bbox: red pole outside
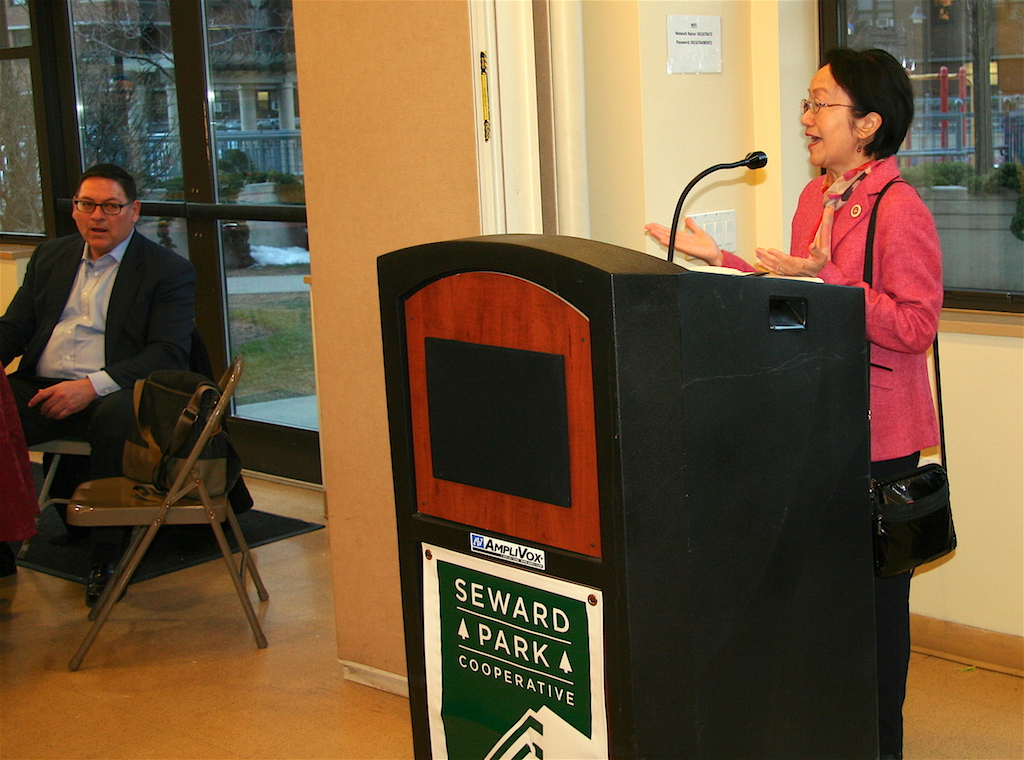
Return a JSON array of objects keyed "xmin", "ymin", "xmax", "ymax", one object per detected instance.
[
  {"xmin": 958, "ymin": 66, "xmax": 968, "ymax": 160},
  {"xmin": 905, "ymin": 64, "xmax": 913, "ymax": 153},
  {"xmin": 940, "ymin": 66, "xmax": 949, "ymax": 156}
]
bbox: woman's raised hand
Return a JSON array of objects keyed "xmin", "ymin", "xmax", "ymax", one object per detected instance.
[{"xmin": 645, "ymin": 217, "xmax": 723, "ymax": 267}]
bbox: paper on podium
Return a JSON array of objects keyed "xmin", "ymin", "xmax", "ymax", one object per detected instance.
[{"xmin": 678, "ymin": 260, "xmax": 823, "ymax": 282}]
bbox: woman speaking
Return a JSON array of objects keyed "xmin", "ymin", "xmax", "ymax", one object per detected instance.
[{"xmin": 647, "ymin": 48, "xmax": 943, "ymax": 760}]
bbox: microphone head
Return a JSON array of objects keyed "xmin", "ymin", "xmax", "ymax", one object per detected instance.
[{"xmin": 744, "ymin": 151, "xmax": 768, "ymax": 169}]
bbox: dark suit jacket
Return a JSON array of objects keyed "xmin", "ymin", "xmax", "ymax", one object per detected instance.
[{"xmin": 0, "ymin": 231, "xmax": 196, "ymax": 389}]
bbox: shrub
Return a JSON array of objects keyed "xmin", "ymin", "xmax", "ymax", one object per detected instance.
[
  {"xmin": 160, "ymin": 175, "xmax": 185, "ymax": 201},
  {"xmin": 902, "ymin": 162, "xmax": 1024, "ymax": 240},
  {"xmin": 966, "ymin": 165, "xmax": 1020, "ymax": 194},
  {"xmin": 220, "ymin": 149, "xmax": 253, "ymax": 175},
  {"xmin": 901, "ymin": 161, "xmax": 974, "ymax": 188}
]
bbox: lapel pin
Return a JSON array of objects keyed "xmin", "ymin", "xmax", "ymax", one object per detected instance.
[{"xmin": 850, "ymin": 204, "xmax": 863, "ymax": 218}]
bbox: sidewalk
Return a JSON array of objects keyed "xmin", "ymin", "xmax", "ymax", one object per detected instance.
[
  {"xmin": 225, "ymin": 274, "xmax": 310, "ymax": 295},
  {"xmin": 236, "ymin": 394, "xmax": 318, "ymax": 430}
]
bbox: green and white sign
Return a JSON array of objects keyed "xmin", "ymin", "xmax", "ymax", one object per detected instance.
[{"xmin": 422, "ymin": 544, "xmax": 607, "ymax": 759}]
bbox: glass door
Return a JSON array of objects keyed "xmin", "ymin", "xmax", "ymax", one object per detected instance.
[
  {"xmin": 205, "ymin": 2, "xmax": 315, "ymax": 432},
  {"xmin": 65, "ymin": 0, "xmax": 319, "ymax": 481}
]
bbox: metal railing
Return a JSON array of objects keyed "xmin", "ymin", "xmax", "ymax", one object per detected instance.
[
  {"xmin": 213, "ymin": 129, "xmax": 304, "ymax": 176},
  {"xmin": 143, "ymin": 130, "xmax": 304, "ymax": 182},
  {"xmin": 902, "ymin": 109, "xmax": 1023, "ymax": 165}
]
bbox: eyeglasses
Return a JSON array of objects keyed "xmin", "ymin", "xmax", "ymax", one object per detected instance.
[
  {"xmin": 73, "ymin": 199, "xmax": 132, "ymax": 215},
  {"xmin": 801, "ymin": 98, "xmax": 856, "ymax": 115}
]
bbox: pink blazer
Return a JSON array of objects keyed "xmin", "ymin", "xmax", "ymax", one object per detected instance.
[{"xmin": 724, "ymin": 157, "xmax": 943, "ymax": 461}]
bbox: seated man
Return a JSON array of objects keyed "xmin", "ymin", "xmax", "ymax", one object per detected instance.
[{"xmin": 0, "ymin": 163, "xmax": 196, "ymax": 605}]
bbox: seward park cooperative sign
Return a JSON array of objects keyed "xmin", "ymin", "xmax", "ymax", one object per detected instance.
[{"xmin": 422, "ymin": 544, "xmax": 608, "ymax": 759}]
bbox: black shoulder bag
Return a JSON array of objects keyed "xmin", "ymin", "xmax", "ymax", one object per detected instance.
[
  {"xmin": 865, "ymin": 179, "xmax": 957, "ymax": 577},
  {"xmin": 122, "ymin": 369, "xmax": 242, "ymax": 500}
]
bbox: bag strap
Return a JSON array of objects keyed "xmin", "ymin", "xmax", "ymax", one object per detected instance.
[
  {"xmin": 932, "ymin": 337, "xmax": 947, "ymax": 467},
  {"xmin": 153, "ymin": 381, "xmax": 221, "ymax": 491},
  {"xmin": 165, "ymin": 382, "xmax": 220, "ymax": 458},
  {"xmin": 862, "ymin": 178, "xmax": 902, "ymax": 285},
  {"xmin": 133, "ymin": 379, "xmax": 163, "ymax": 467},
  {"xmin": 863, "ymin": 178, "xmax": 946, "ymax": 466}
]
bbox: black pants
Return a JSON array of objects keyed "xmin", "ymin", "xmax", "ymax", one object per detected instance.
[
  {"xmin": 9, "ymin": 375, "xmax": 134, "ymax": 563},
  {"xmin": 872, "ymin": 452, "xmax": 919, "ymax": 759}
]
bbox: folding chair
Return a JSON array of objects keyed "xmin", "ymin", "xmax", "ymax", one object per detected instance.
[
  {"xmin": 66, "ymin": 356, "xmax": 268, "ymax": 671},
  {"xmin": 29, "ymin": 437, "xmax": 92, "ymax": 511},
  {"xmin": 20, "ymin": 438, "xmax": 92, "ymax": 558}
]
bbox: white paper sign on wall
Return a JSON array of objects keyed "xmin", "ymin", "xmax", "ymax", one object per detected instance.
[{"xmin": 667, "ymin": 15, "xmax": 722, "ymax": 74}]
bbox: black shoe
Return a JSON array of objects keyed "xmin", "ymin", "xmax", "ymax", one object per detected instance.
[
  {"xmin": 49, "ymin": 526, "xmax": 90, "ymax": 547},
  {"xmin": 0, "ymin": 543, "xmax": 16, "ymax": 577},
  {"xmin": 85, "ymin": 562, "xmax": 123, "ymax": 607},
  {"xmin": 48, "ymin": 520, "xmax": 90, "ymax": 547}
]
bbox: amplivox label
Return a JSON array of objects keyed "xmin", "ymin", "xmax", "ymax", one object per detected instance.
[{"xmin": 470, "ymin": 533, "xmax": 546, "ymax": 570}]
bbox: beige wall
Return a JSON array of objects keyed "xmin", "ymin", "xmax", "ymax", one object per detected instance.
[
  {"xmin": 579, "ymin": 1, "xmax": 646, "ymax": 248},
  {"xmin": 635, "ymin": 0, "xmax": 765, "ymax": 256},
  {"xmin": 625, "ymin": 0, "xmax": 819, "ymax": 259},
  {"xmin": 582, "ymin": 0, "xmax": 819, "ymax": 257},
  {"xmin": 1, "ymin": 247, "xmax": 32, "ymax": 316},
  {"xmin": 913, "ymin": 327, "xmax": 1024, "ymax": 638},
  {"xmin": 294, "ymin": 0, "xmax": 480, "ymax": 679},
  {"xmin": 1, "ymin": 246, "xmax": 33, "ymax": 373}
]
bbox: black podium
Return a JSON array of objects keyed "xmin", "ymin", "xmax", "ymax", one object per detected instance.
[{"xmin": 378, "ymin": 235, "xmax": 877, "ymax": 760}]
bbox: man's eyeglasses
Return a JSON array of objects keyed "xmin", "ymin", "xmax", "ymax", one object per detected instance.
[
  {"xmin": 73, "ymin": 199, "xmax": 132, "ymax": 215},
  {"xmin": 801, "ymin": 98, "xmax": 856, "ymax": 115}
]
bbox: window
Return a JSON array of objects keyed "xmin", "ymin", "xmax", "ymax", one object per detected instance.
[
  {"xmin": 821, "ymin": 0, "xmax": 1024, "ymax": 312},
  {"xmin": 2, "ymin": 0, "xmax": 318, "ymax": 482}
]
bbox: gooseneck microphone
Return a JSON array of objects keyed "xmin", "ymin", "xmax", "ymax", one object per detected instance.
[{"xmin": 665, "ymin": 151, "xmax": 768, "ymax": 263}]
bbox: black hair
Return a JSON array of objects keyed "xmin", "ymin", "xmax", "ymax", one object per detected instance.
[
  {"xmin": 77, "ymin": 163, "xmax": 138, "ymax": 202},
  {"xmin": 823, "ymin": 47, "xmax": 914, "ymax": 159}
]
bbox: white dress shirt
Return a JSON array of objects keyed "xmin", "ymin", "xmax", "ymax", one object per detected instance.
[{"xmin": 36, "ymin": 232, "xmax": 135, "ymax": 396}]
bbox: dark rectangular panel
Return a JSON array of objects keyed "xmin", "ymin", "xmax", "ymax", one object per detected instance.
[{"xmin": 425, "ymin": 338, "xmax": 572, "ymax": 508}]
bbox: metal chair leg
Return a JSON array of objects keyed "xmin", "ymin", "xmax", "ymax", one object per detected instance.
[
  {"xmin": 70, "ymin": 520, "xmax": 164, "ymax": 671},
  {"xmin": 17, "ymin": 454, "xmax": 62, "ymax": 559},
  {"xmin": 36, "ymin": 453, "xmax": 62, "ymax": 511},
  {"xmin": 86, "ymin": 525, "xmax": 146, "ymax": 622},
  {"xmin": 206, "ymin": 510, "xmax": 268, "ymax": 648},
  {"xmin": 225, "ymin": 507, "xmax": 269, "ymax": 602},
  {"xmin": 70, "ymin": 518, "xmax": 166, "ymax": 671}
]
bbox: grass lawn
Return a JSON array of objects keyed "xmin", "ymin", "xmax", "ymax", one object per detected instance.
[{"xmin": 227, "ymin": 291, "xmax": 316, "ymax": 403}]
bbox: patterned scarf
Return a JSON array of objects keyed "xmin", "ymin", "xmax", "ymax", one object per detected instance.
[{"xmin": 812, "ymin": 159, "xmax": 880, "ymax": 256}]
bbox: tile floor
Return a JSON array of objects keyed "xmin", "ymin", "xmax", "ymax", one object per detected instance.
[{"xmin": 1, "ymin": 476, "xmax": 1021, "ymax": 759}]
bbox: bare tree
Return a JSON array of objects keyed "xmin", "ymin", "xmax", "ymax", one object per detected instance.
[
  {"xmin": 71, "ymin": 0, "xmax": 181, "ymax": 194},
  {"xmin": 0, "ymin": 59, "xmax": 44, "ymax": 234}
]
